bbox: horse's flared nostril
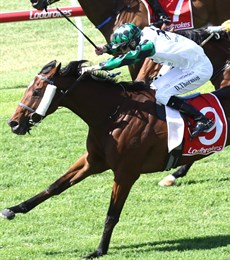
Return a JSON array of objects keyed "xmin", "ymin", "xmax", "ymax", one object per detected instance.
[{"xmin": 8, "ymin": 120, "xmax": 19, "ymax": 128}]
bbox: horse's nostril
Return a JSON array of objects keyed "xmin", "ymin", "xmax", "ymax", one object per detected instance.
[{"xmin": 8, "ymin": 120, "xmax": 18, "ymax": 128}]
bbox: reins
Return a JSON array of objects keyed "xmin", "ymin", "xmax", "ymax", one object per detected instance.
[{"xmin": 211, "ymin": 60, "xmax": 230, "ymax": 82}]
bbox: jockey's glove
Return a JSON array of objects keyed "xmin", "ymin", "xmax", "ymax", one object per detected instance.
[
  {"xmin": 153, "ymin": 15, "xmax": 171, "ymax": 27},
  {"xmin": 159, "ymin": 15, "xmax": 171, "ymax": 24}
]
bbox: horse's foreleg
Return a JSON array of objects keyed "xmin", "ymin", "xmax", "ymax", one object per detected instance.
[
  {"xmin": 158, "ymin": 163, "xmax": 193, "ymax": 187},
  {"xmin": 0, "ymin": 152, "xmax": 95, "ymax": 220},
  {"xmin": 85, "ymin": 175, "xmax": 139, "ymax": 258}
]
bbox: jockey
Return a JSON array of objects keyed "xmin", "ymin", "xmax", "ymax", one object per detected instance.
[{"xmin": 87, "ymin": 23, "xmax": 214, "ymax": 139}]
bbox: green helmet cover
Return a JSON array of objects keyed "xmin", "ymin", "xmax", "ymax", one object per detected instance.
[{"xmin": 111, "ymin": 23, "xmax": 142, "ymax": 49}]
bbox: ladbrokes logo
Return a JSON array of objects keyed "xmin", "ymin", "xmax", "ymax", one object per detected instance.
[
  {"xmin": 30, "ymin": 10, "xmax": 72, "ymax": 20},
  {"xmin": 187, "ymin": 145, "xmax": 223, "ymax": 155},
  {"xmin": 166, "ymin": 21, "xmax": 192, "ymax": 31}
]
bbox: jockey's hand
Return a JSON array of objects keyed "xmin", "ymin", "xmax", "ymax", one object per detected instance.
[
  {"xmin": 81, "ymin": 65, "xmax": 101, "ymax": 74},
  {"xmin": 95, "ymin": 45, "xmax": 107, "ymax": 56},
  {"xmin": 159, "ymin": 15, "xmax": 171, "ymax": 25},
  {"xmin": 153, "ymin": 14, "xmax": 171, "ymax": 28},
  {"xmin": 31, "ymin": 0, "xmax": 60, "ymax": 11}
]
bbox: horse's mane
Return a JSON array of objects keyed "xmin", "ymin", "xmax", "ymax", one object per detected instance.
[
  {"xmin": 59, "ymin": 60, "xmax": 150, "ymax": 91},
  {"xmin": 176, "ymin": 26, "xmax": 228, "ymax": 45},
  {"xmin": 59, "ymin": 60, "xmax": 87, "ymax": 77}
]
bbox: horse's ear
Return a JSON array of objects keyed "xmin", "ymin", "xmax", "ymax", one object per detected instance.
[
  {"xmin": 56, "ymin": 63, "xmax": 62, "ymax": 74},
  {"xmin": 78, "ymin": 60, "xmax": 90, "ymax": 69}
]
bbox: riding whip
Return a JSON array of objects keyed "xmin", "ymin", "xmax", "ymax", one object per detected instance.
[{"xmin": 56, "ymin": 8, "xmax": 99, "ymax": 50}]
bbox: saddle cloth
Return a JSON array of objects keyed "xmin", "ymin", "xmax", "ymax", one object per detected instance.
[
  {"xmin": 159, "ymin": 0, "xmax": 194, "ymax": 30},
  {"xmin": 166, "ymin": 93, "xmax": 228, "ymax": 156},
  {"xmin": 142, "ymin": 0, "xmax": 194, "ymax": 30}
]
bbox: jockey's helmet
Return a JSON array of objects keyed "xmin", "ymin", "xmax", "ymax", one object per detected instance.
[{"xmin": 111, "ymin": 23, "xmax": 142, "ymax": 50}]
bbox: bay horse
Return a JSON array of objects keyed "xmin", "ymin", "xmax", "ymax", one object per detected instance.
[
  {"xmin": 30, "ymin": 0, "xmax": 230, "ymax": 184},
  {"xmin": 1, "ymin": 58, "xmax": 230, "ymax": 258},
  {"xmin": 30, "ymin": 0, "xmax": 229, "ymax": 82}
]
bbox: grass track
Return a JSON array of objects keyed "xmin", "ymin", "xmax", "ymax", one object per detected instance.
[{"xmin": 0, "ymin": 1, "xmax": 230, "ymax": 260}]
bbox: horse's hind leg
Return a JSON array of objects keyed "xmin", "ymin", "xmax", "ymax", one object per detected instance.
[
  {"xmin": 158, "ymin": 163, "xmax": 193, "ymax": 187},
  {"xmin": 0, "ymin": 152, "xmax": 105, "ymax": 220}
]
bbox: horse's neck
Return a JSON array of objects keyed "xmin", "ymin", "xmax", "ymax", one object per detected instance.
[
  {"xmin": 78, "ymin": 0, "xmax": 149, "ymax": 41},
  {"xmin": 62, "ymin": 79, "xmax": 123, "ymax": 127},
  {"xmin": 191, "ymin": 0, "xmax": 229, "ymax": 27},
  {"xmin": 204, "ymin": 38, "xmax": 229, "ymax": 89},
  {"xmin": 78, "ymin": 0, "xmax": 117, "ymax": 40}
]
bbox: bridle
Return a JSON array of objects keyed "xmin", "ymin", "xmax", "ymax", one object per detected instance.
[{"xmin": 19, "ymin": 74, "xmax": 56, "ymax": 125}]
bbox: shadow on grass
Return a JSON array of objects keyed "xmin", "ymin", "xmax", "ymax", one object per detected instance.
[
  {"xmin": 176, "ymin": 177, "xmax": 230, "ymax": 186},
  {"xmin": 43, "ymin": 235, "xmax": 230, "ymax": 257},
  {"xmin": 112, "ymin": 234, "xmax": 230, "ymax": 252},
  {"xmin": 0, "ymin": 85, "xmax": 26, "ymax": 90}
]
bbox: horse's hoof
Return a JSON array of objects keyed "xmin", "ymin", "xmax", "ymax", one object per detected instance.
[
  {"xmin": 83, "ymin": 250, "xmax": 104, "ymax": 259},
  {"xmin": 158, "ymin": 175, "xmax": 176, "ymax": 187},
  {"xmin": 0, "ymin": 209, "xmax": 16, "ymax": 220}
]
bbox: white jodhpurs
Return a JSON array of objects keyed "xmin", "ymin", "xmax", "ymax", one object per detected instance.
[{"xmin": 151, "ymin": 57, "xmax": 213, "ymax": 105}]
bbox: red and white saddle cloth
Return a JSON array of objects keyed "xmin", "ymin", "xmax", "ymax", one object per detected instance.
[
  {"xmin": 183, "ymin": 93, "xmax": 228, "ymax": 156},
  {"xmin": 166, "ymin": 93, "xmax": 228, "ymax": 156},
  {"xmin": 142, "ymin": 0, "xmax": 194, "ymax": 30}
]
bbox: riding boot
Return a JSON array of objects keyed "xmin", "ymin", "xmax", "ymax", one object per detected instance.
[{"xmin": 167, "ymin": 96, "xmax": 214, "ymax": 139}]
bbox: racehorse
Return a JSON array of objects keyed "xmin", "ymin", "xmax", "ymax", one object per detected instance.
[
  {"xmin": 30, "ymin": 0, "xmax": 230, "ymax": 82},
  {"xmin": 30, "ymin": 0, "xmax": 230, "ymax": 185},
  {"xmin": 1, "ymin": 56, "xmax": 230, "ymax": 257}
]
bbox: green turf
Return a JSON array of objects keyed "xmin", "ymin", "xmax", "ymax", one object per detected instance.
[{"xmin": 0, "ymin": 2, "xmax": 229, "ymax": 260}]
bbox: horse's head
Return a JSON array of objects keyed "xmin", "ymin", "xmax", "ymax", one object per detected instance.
[
  {"xmin": 8, "ymin": 59, "xmax": 88, "ymax": 135},
  {"xmin": 8, "ymin": 60, "xmax": 63, "ymax": 135}
]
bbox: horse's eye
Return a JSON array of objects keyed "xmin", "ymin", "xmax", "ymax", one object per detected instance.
[{"xmin": 33, "ymin": 89, "xmax": 41, "ymax": 97}]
